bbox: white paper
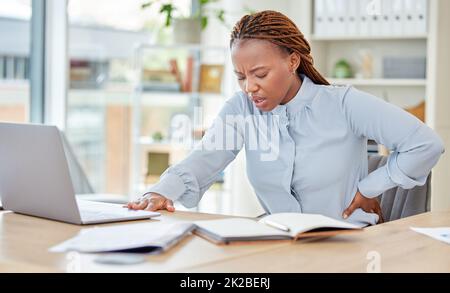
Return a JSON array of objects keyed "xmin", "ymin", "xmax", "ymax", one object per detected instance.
[
  {"xmin": 50, "ymin": 222, "xmax": 194, "ymax": 253},
  {"xmin": 410, "ymin": 227, "xmax": 450, "ymax": 245}
]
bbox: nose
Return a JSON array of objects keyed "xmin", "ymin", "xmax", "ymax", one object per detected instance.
[{"xmin": 244, "ymin": 77, "xmax": 258, "ymax": 94}]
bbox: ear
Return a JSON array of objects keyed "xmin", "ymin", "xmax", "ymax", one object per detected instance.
[{"xmin": 289, "ymin": 52, "xmax": 301, "ymax": 72}]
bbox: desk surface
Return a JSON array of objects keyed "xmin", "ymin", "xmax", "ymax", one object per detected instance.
[{"xmin": 1, "ymin": 210, "xmax": 449, "ymax": 273}]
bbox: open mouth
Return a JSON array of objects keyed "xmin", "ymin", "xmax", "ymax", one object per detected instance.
[{"xmin": 252, "ymin": 96, "xmax": 267, "ymax": 107}]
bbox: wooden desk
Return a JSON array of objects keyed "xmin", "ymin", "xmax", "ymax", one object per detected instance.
[
  {"xmin": 1, "ymin": 210, "xmax": 449, "ymax": 273},
  {"xmin": 0, "ymin": 210, "xmax": 285, "ymax": 273}
]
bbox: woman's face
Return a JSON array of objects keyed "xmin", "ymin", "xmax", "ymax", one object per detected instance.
[{"xmin": 231, "ymin": 39, "xmax": 300, "ymax": 112}]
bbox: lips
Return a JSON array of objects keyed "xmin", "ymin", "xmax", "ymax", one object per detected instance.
[{"xmin": 251, "ymin": 95, "xmax": 266, "ymax": 105}]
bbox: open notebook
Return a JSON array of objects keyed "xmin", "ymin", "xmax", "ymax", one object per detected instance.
[
  {"xmin": 194, "ymin": 213, "xmax": 363, "ymax": 244},
  {"xmin": 49, "ymin": 213, "xmax": 363, "ymax": 253}
]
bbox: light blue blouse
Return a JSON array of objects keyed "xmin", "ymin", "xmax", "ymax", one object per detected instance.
[{"xmin": 147, "ymin": 75, "xmax": 445, "ymax": 226}]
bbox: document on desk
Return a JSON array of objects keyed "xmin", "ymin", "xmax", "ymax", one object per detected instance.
[
  {"xmin": 49, "ymin": 222, "xmax": 195, "ymax": 253},
  {"xmin": 410, "ymin": 227, "xmax": 450, "ymax": 245},
  {"xmin": 194, "ymin": 213, "xmax": 362, "ymax": 244}
]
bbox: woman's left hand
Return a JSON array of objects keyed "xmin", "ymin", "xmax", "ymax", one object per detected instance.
[{"xmin": 343, "ymin": 190, "xmax": 384, "ymax": 224}]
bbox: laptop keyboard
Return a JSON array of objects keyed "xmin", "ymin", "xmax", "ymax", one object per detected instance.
[
  {"xmin": 77, "ymin": 199, "xmax": 157, "ymax": 222},
  {"xmin": 80, "ymin": 210, "xmax": 125, "ymax": 221}
]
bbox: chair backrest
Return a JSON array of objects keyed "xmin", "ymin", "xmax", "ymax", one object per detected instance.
[
  {"xmin": 368, "ymin": 154, "xmax": 431, "ymax": 222},
  {"xmin": 60, "ymin": 131, "xmax": 95, "ymax": 194}
]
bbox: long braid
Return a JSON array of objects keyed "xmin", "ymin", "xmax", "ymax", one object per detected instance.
[{"xmin": 230, "ymin": 10, "xmax": 329, "ymax": 86}]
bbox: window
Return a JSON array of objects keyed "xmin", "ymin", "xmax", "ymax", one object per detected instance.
[
  {"xmin": 0, "ymin": 0, "xmax": 31, "ymax": 123},
  {"xmin": 66, "ymin": 0, "xmax": 191, "ymax": 196}
]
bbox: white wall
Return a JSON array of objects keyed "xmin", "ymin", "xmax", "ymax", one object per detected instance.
[{"xmin": 427, "ymin": 0, "xmax": 450, "ymax": 211}]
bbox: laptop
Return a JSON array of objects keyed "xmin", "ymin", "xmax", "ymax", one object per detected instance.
[{"xmin": 0, "ymin": 122, "xmax": 160, "ymax": 225}]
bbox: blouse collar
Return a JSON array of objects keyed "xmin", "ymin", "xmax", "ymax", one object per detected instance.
[{"xmin": 271, "ymin": 75, "xmax": 316, "ymax": 118}]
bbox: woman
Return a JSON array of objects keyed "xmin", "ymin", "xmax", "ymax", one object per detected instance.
[{"xmin": 127, "ymin": 11, "xmax": 444, "ymax": 226}]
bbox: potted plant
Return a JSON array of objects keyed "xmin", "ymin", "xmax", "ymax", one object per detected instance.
[{"xmin": 141, "ymin": 0, "xmax": 226, "ymax": 44}]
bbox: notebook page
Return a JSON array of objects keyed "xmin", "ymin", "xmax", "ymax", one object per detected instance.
[
  {"xmin": 259, "ymin": 213, "xmax": 361, "ymax": 237},
  {"xmin": 194, "ymin": 218, "xmax": 290, "ymax": 239}
]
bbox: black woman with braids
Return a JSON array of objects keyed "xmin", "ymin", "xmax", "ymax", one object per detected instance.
[{"xmin": 128, "ymin": 11, "xmax": 444, "ymax": 226}]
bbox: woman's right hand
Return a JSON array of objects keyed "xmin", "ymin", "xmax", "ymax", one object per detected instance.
[{"xmin": 126, "ymin": 193, "xmax": 175, "ymax": 212}]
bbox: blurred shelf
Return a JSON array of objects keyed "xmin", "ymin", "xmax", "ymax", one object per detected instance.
[
  {"xmin": 328, "ymin": 78, "xmax": 427, "ymax": 87},
  {"xmin": 136, "ymin": 137, "xmax": 184, "ymax": 147},
  {"xmin": 135, "ymin": 43, "xmax": 227, "ymax": 52},
  {"xmin": 311, "ymin": 34, "xmax": 428, "ymax": 42},
  {"xmin": 135, "ymin": 90, "xmax": 224, "ymax": 98},
  {"xmin": 131, "ymin": 43, "xmax": 230, "ymax": 197}
]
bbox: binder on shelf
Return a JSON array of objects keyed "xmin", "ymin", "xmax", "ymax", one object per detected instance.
[
  {"xmin": 390, "ymin": 0, "xmax": 404, "ymax": 36},
  {"xmin": 335, "ymin": 0, "xmax": 347, "ymax": 36},
  {"xmin": 380, "ymin": 0, "xmax": 392, "ymax": 36},
  {"xmin": 404, "ymin": 0, "xmax": 416, "ymax": 35},
  {"xmin": 367, "ymin": 0, "xmax": 383, "ymax": 36},
  {"xmin": 346, "ymin": 0, "xmax": 360, "ymax": 36},
  {"xmin": 412, "ymin": 0, "xmax": 428, "ymax": 35},
  {"xmin": 325, "ymin": 0, "xmax": 338, "ymax": 36},
  {"xmin": 314, "ymin": 0, "xmax": 327, "ymax": 37},
  {"xmin": 358, "ymin": 0, "xmax": 371, "ymax": 36}
]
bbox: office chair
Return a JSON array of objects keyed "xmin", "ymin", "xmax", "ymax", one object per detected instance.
[{"xmin": 368, "ymin": 154, "xmax": 431, "ymax": 222}]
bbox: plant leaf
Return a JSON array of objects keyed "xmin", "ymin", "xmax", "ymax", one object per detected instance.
[
  {"xmin": 141, "ymin": 1, "xmax": 154, "ymax": 9},
  {"xmin": 216, "ymin": 9, "xmax": 225, "ymax": 23},
  {"xmin": 160, "ymin": 4, "xmax": 175, "ymax": 27},
  {"xmin": 201, "ymin": 16, "xmax": 208, "ymax": 29}
]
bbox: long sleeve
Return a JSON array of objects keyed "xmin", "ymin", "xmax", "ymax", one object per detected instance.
[
  {"xmin": 146, "ymin": 94, "xmax": 245, "ymax": 207},
  {"xmin": 340, "ymin": 87, "xmax": 445, "ymax": 198}
]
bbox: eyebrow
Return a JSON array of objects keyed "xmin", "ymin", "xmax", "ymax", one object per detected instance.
[{"xmin": 234, "ymin": 66, "xmax": 268, "ymax": 75}]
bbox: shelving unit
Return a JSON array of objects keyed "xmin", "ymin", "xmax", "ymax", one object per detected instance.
[
  {"xmin": 305, "ymin": 0, "xmax": 430, "ymax": 114},
  {"xmin": 130, "ymin": 43, "xmax": 231, "ymax": 197},
  {"xmin": 328, "ymin": 78, "xmax": 427, "ymax": 87},
  {"xmin": 310, "ymin": 34, "xmax": 428, "ymax": 42}
]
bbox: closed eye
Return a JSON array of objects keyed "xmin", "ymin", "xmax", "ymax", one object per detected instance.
[
  {"xmin": 256, "ymin": 73, "xmax": 267, "ymax": 79},
  {"xmin": 236, "ymin": 73, "xmax": 267, "ymax": 81}
]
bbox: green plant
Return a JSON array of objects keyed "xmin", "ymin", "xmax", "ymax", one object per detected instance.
[
  {"xmin": 333, "ymin": 59, "xmax": 353, "ymax": 79},
  {"xmin": 141, "ymin": 0, "xmax": 225, "ymax": 29},
  {"xmin": 152, "ymin": 131, "xmax": 164, "ymax": 142}
]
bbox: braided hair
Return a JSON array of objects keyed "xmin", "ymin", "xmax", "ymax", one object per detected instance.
[{"xmin": 230, "ymin": 10, "xmax": 329, "ymax": 86}]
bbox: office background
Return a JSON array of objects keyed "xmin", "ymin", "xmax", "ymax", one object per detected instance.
[{"xmin": 0, "ymin": 0, "xmax": 449, "ymax": 217}]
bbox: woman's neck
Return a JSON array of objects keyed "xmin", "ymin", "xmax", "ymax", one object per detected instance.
[{"xmin": 280, "ymin": 74, "xmax": 302, "ymax": 105}]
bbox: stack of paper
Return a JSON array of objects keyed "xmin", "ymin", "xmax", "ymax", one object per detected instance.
[{"xmin": 50, "ymin": 222, "xmax": 195, "ymax": 253}]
